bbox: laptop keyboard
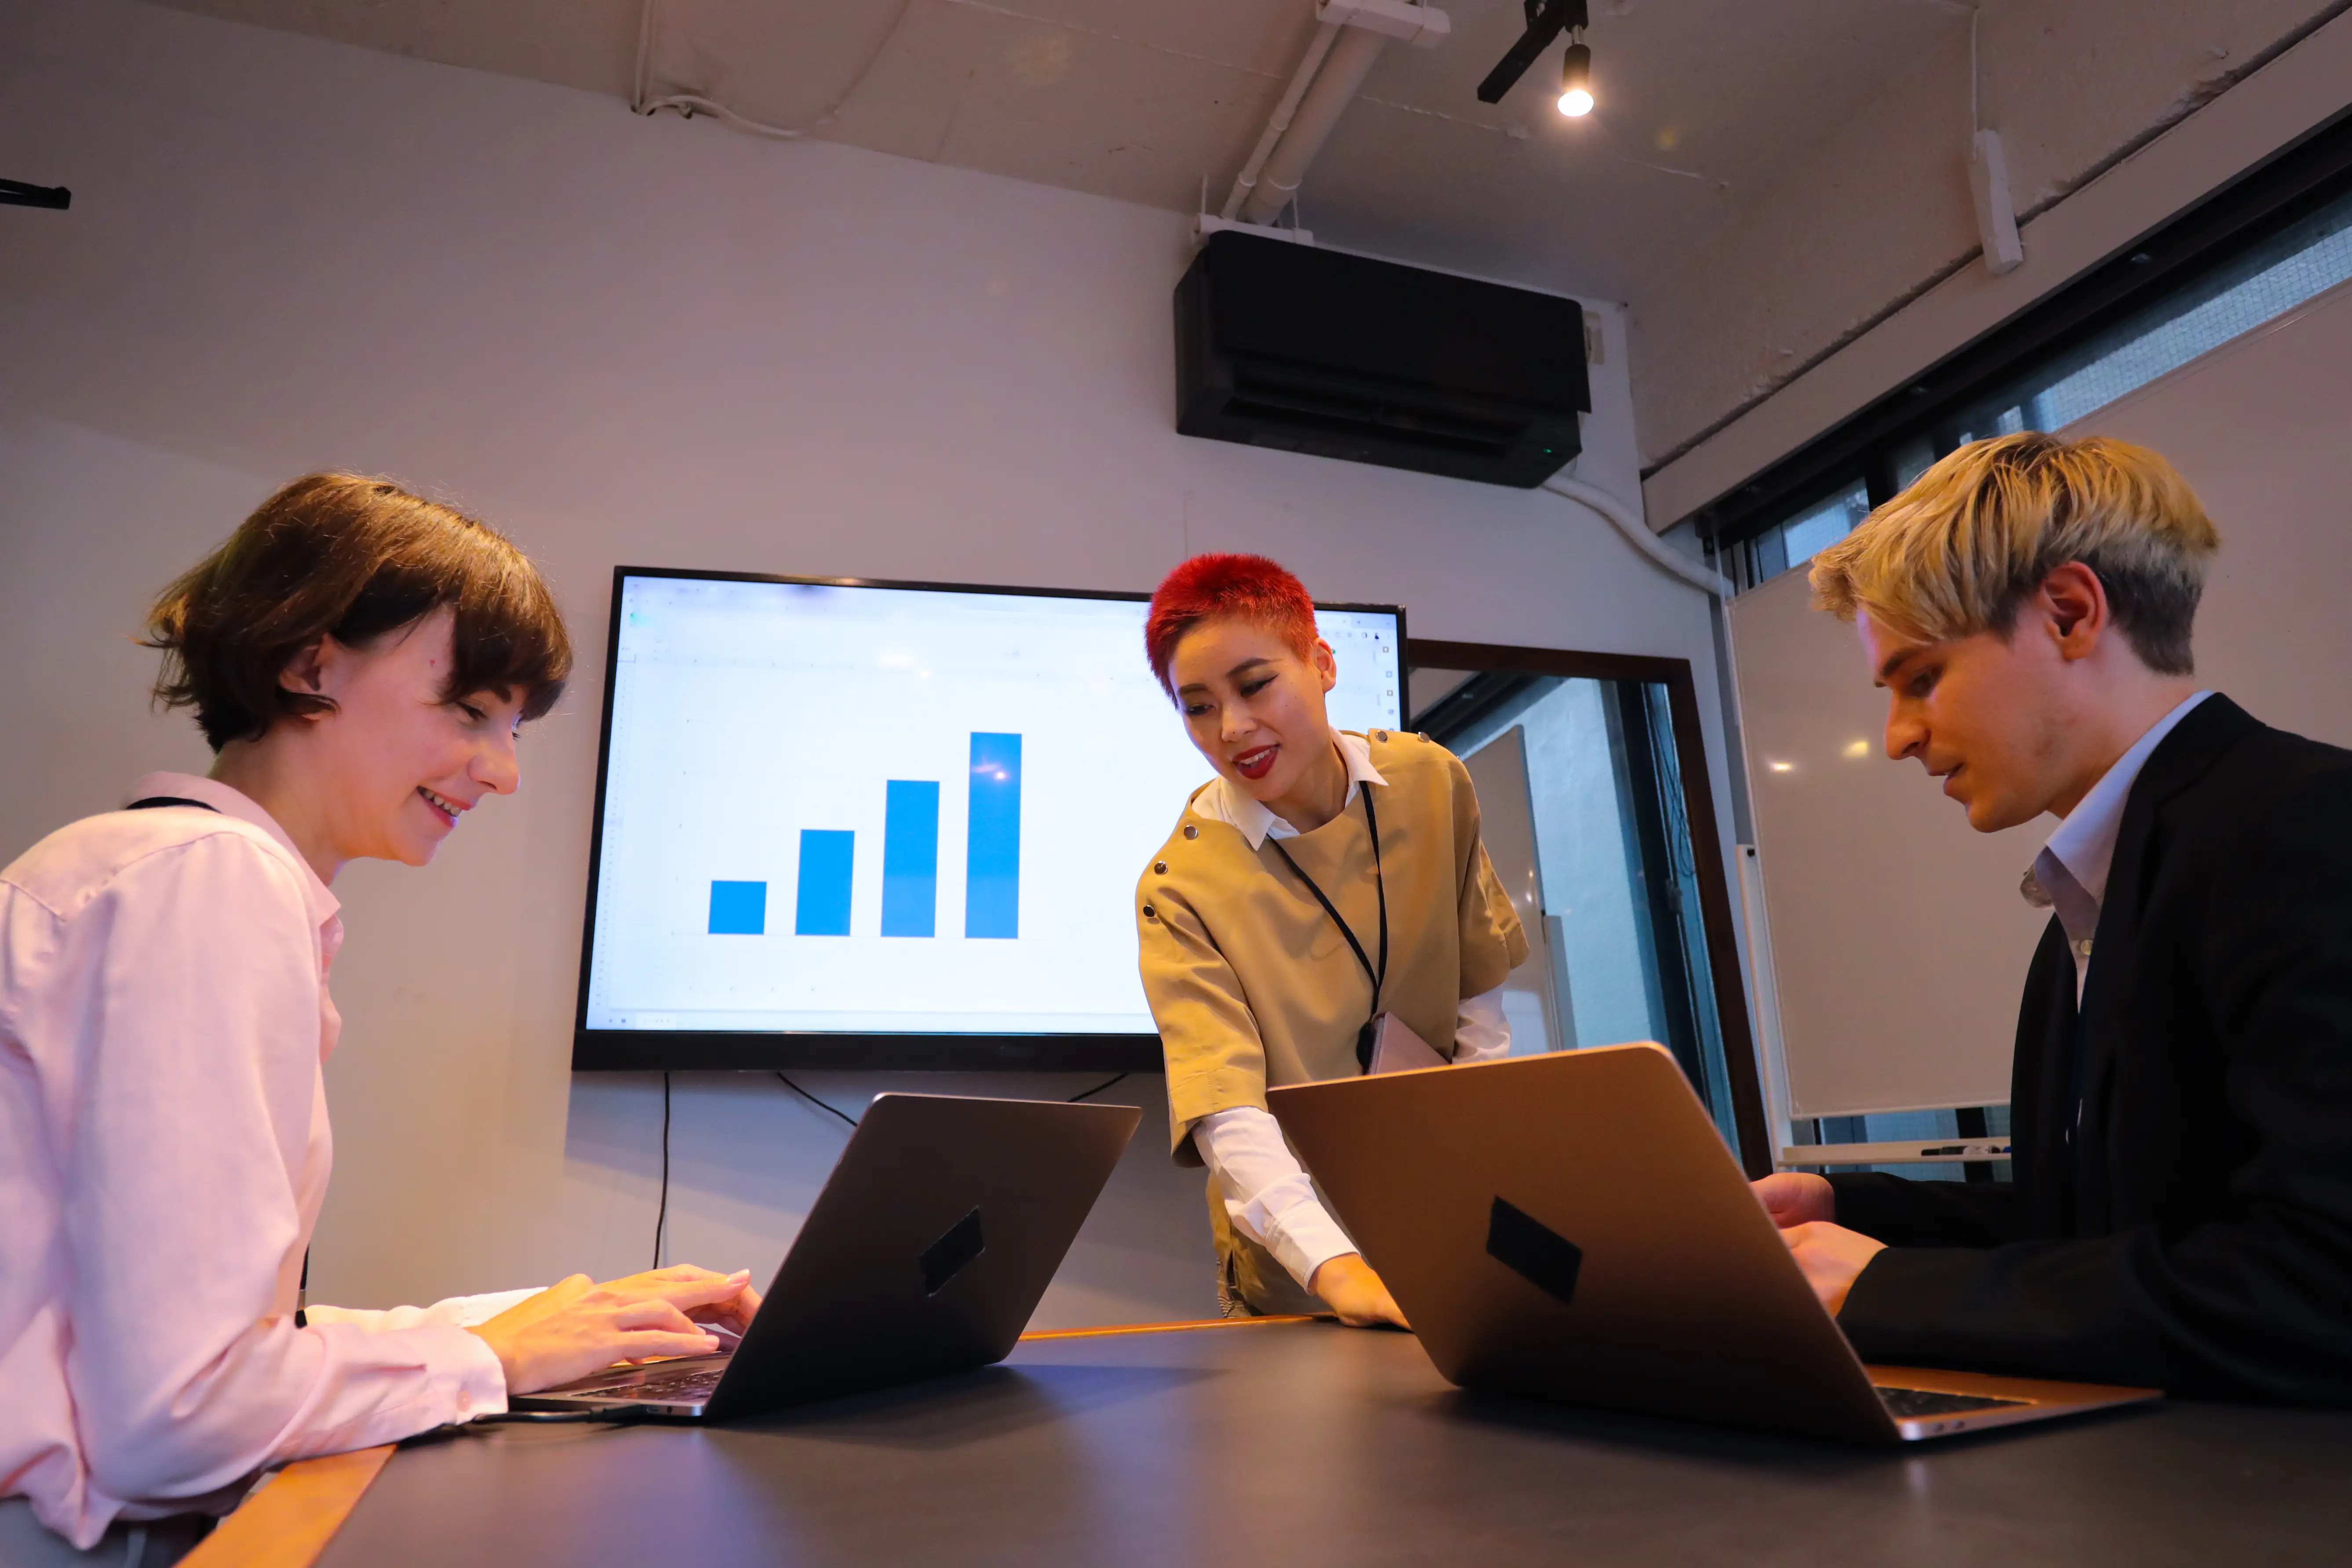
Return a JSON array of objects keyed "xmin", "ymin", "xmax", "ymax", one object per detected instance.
[
  {"xmin": 1875, "ymin": 1386, "xmax": 2030, "ymax": 1419},
  {"xmin": 622, "ymin": 1369, "xmax": 726, "ymax": 1403}
]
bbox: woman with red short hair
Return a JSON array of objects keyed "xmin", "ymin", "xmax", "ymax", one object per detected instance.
[{"xmin": 1136, "ymin": 555, "xmax": 1526, "ymax": 1323}]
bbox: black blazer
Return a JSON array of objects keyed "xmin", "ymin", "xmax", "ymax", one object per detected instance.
[{"xmin": 1829, "ymin": 695, "xmax": 2352, "ymax": 1402}]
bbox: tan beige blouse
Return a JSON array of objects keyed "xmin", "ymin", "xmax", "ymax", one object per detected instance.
[{"xmin": 1136, "ymin": 729, "xmax": 1528, "ymax": 1164}]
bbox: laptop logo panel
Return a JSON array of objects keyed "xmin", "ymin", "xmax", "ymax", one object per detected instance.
[
  {"xmin": 920, "ymin": 1207, "xmax": 987, "ymax": 1296},
  {"xmin": 1485, "ymin": 1196, "xmax": 1583, "ymax": 1307}
]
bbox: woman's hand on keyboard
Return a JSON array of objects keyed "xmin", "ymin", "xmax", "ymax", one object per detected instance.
[
  {"xmin": 465, "ymin": 1266, "xmax": 762, "ymax": 1394},
  {"xmin": 589, "ymin": 1264, "xmax": 765, "ymax": 1337}
]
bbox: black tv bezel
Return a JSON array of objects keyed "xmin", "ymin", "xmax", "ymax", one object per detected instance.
[{"xmin": 571, "ymin": 566, "xmax": 1407, "ymax": 1073}]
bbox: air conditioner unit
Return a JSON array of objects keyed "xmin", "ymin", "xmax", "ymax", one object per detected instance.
[{"xmin": 1174, "ymin": 231, "xmax": 1590, "ymax": 488}]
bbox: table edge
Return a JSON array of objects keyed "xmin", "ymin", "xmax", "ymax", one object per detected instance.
[
  {"xmin": 182, "ymin": 1443, "xmax": 394, "ymax": 1568},
  {"xmin": 1016, "ymin": 1313, "xmax": 1322, "ymax": 1341},
  {"xmin": 186, "ymin": 1317, "xmax": 1319, "ymax": 1568}
]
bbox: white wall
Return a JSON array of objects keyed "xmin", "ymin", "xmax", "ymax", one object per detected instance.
[
  {"xmin": 0, "ymin": 0, "xmax": 1729, "ymax": 1326},
  {"xmin": 1631, "ymin": 0, "xmax": 2347, "ymax": 472}
]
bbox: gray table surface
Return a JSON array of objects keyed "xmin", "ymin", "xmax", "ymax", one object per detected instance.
[{"xmin": 314, "ymin": 1321, "xmax": 2352, "ymax": 1567}]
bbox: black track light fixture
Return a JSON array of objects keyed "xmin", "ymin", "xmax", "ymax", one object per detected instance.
[
  {"xmin": 1, "ymin": 177, "xmax": 71, "ymax": 211},
  {"xmin": 1558, "ymin": 34, "xmax": 1593, "ymax": 117},
  {"xmin": 1477, "ymin": 0, "xmax": 1588, "ymax": 106}
]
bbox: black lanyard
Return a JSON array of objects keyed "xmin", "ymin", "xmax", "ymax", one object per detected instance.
[{"xmin": 1267, "ymin": 783, "xmax": 1389, "ymax": 1073}]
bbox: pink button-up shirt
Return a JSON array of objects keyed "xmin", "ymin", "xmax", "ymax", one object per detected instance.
[{"xmin": 0, "ymin": 775, "xmax": 510, "ymax": 1548}]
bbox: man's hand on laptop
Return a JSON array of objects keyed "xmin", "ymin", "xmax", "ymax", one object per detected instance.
[
  {"xmin": 1777, "ymin": 1224, "xmax": 1886, "ymax": 1316},
  {"xmin": 1310, "ymin": 1252, "xmax": 1410, "ymax": 1329},
  {"xmin": 1752, "ymin": 1174, "xmax": 1882, "ymax": 1314},
  {"xmin": 465, "ymin": 1265, "xmax": 765, "ymax": 1394},
  {"xmin": 1751, "ymin": 1172, "xmax": 1836, "ymax": 1227}
]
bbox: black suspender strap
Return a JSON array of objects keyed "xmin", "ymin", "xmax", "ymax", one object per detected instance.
[
  {"xmin": 1267, "ymin": 782, "xmax": 1389, "ymax": 1072},
  {"xmin": 126, "ymin": 797, "xmax": 220, "ymax": 812}
]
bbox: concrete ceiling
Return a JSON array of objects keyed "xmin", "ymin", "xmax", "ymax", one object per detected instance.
[{"xmin": 142, "ymin": 0, "xmax": 1964, "ymax": 303}]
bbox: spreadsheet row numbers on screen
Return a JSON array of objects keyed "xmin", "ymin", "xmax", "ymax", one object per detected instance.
[{"xmin": 705, "ymin": 732, "xmax": 1022, "ymax": 941}]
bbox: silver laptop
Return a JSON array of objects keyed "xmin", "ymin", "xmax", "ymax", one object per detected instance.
[
  {"xmin": 515, "ymin": 1092, "xmax": 1139, "ymax": 1420},
  {"xmin": 1268, "ymin": 1043, "xmax": 2160, "ymax": 1444}
]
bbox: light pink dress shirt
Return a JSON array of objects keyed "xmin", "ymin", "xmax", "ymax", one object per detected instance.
[{"xmin": 0, "ymin": 775, "xmax": 510, "ymax": 1549}]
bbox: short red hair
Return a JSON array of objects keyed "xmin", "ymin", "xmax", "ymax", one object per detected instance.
[{"xmin": 1144, "ymin": 553, "xmax": 1318, "ymax": 698}]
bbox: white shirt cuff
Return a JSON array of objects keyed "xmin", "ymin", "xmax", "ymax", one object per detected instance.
[
  {"xmin": 1194, "ymin": 1106, "xmax": 1357, "ymax": 1288},
  {"xmin": 433, "ymin": 1323, "xmax": 512, "ymax": 1422},
  {"xmin": 304, "ymin": 1286, "xmax": 544, "ymax": 1333},
  {"xmin": 1453, "ymin": 984, "xmax": 1512, "ymax": 1063}
]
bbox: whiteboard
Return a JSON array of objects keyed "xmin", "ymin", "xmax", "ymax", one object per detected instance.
[
  {"xmin": 1729, "ymin": 571, "xmax": 2046, "ymax": 1116},
  {"xmin": 1731, "ymin": 275, "xmax": 2352, "ymax": 1119},
  {"xmin": 1460, "ymin": 725, "xmax": 1570, "ymax": 1056}
]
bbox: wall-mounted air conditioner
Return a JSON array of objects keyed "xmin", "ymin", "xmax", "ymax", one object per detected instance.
[{"xmin": 1175, "ymin": 230, "xmax": 1590, "ymax": 488}]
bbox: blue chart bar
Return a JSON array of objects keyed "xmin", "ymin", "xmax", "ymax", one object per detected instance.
[
  {"xmin": 965, "ymin": 732, "xmax": 1021, "ymax": 940},
  {"xmin": 794, "ymin": 830, "xmax": 854, "ymax": 936},
  {"xmin": 707, "ymin": 880, "xmax": 766, "ymax": 935},
  {"xmin": 881, "ymin": 780, "xmax": 940, "ymax": 937}
]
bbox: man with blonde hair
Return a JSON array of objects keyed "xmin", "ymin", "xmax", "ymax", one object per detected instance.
[{"xmin": 1752, "ymin": 431, "xmax": 2352, "ymax": 1402}]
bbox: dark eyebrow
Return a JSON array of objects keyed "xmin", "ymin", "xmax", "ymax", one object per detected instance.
[
  {"xmin": 1875, "ymin": 647, "xmax": 1925, "ymax": 688},
  {"xmin": 1176, "ymin": 658, "xmax": 1275, "ymax": 699}
]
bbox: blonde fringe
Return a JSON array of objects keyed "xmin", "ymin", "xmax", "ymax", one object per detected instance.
[{"xmin": 1809, "ymin": 433, "xmax": 2218, "ymax": 653}]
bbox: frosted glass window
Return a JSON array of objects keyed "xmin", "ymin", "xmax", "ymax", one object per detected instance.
[
  {"xmin": 1729, "ymin": 181, "xmax": 2352, "ymax": 595},
  {"xmin": 1779, "ymin": 481, "xmax": 1872, "ymax": 569}
]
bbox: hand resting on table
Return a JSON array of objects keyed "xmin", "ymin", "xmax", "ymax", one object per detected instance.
[{"xmin": 1309, "ymin": 1252, "xmax": 1411, "ymax": 1330}]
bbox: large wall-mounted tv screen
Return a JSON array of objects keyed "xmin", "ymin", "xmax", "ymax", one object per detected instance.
[{"xmin": 574, "ymin": 568, "xmax": 1405, "ymax": 1071}]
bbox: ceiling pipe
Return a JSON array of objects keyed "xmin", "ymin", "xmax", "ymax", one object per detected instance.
[
  {"xmin": 1544, "ymin": 473, "xmax": 1732, "ymax": 597},
  {"xmin": 1220, "ymin": 0, "xmax": 1450, "ymax": 227},
  {"xmin": 1220, "ymin": 20, "xmax": 1342, "ymax": 221},
  {"xmin": 1238, "ymin": 25, "xmax": 1391, "ymax": 224}
]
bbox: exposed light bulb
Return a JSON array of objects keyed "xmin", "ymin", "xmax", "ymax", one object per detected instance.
[{"xmin": 1557, "ymin": 40, "xmax": 1593, "ymax": 117}]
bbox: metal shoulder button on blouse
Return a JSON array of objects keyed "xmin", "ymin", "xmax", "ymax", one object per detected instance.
[
  {"xmin": 1374, "ymin": 729, "xmax": 1389, "ymax": 742},
  {"xmin": 1183, "ymin": 824, "xmax": 1199, "ymax": 839},
  {"xmin": 1142, "ymin": 904, "xmax": 1158, "ymax": 920},
  {"xmin": 1154, "ymin": 861, "xmax": 1168, "ymax": 874}
]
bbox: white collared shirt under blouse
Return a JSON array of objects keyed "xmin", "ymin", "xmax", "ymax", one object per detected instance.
[
  {"xmin": 1188, "ymin": 731, "xmax": 1513, "ymax": 1289},
  {"xmin": 2020, "ymin": 692, "xmax": 2213, "ymax": 1002},
  {"xmin": 0, "ymin": 774, "xmax": 525, "ymax": 1549}
]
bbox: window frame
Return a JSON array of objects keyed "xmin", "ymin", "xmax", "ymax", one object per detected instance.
[
  {"xmin": 1686, "ymin": 105, "xmax": 2352, "ymax": 569},
  {"xmin": 1407, "ymin": 639, "xmax": 1772, "ymax": 1177}
]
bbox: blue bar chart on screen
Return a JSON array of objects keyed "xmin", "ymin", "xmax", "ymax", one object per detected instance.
[
  {"xmin": 578, "ymin": 573, "xmax": 1403, "ymax": 1055},
  {"xmin": 795, "ymin": 829, "xmax": 856, "ymax": 936},
  {"xmin": 882, "ymin": 779, "xmax": 942, "ymax": 937},
  {"xmin": 707, "ymin": 880, "xmax": 766, "ymax": 935},
  {"xmin": 966, "ymin": 734, "xmax": 1021, "ymax": 940}
]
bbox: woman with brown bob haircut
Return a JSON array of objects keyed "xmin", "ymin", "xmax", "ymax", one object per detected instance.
[{"xmin": 0, "ymin": 475, "xmax": 760, "ymax": 1564}]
